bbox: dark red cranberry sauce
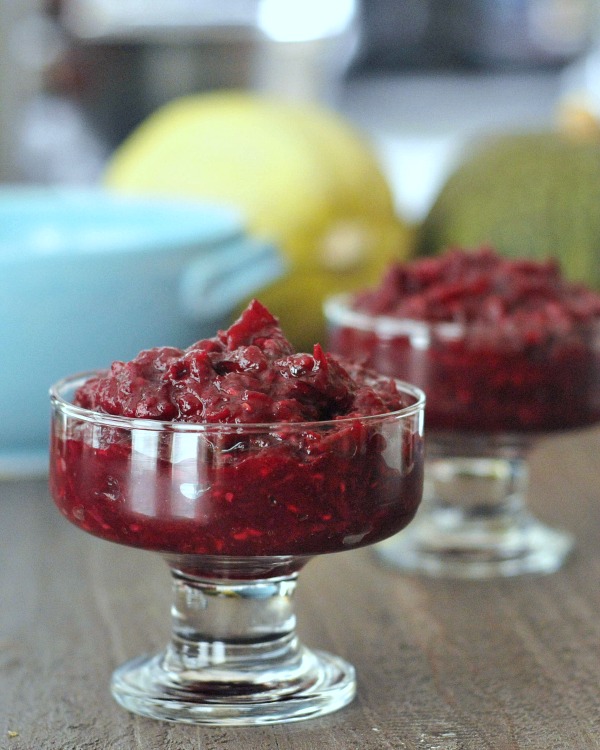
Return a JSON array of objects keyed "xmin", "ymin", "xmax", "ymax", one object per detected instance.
[
  {"xmin": 328, "ymin": 248, "xmax": 600, "ymax": 433},
  {"xmin": 50, "ymin": 301, "xmax": 424, "ymax": 559},
  {"xmin": 75, "ymin": 299, "xmax": 411, "ymax": 423}
]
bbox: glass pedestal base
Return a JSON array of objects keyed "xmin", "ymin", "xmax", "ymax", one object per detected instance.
[
  {"xmin": 110, "ymin": 565, "xmax": 356, "ymax": 725},
  {"xmin": 112, "ymin": 646, "xmax": 355, "ymax": 725},
  {"xmin": 375, "ymin": 510, "xmax": 573, "ymax": 578},
  {"xmin": 374, "ymin": 438, "xmax": 574, "ymax": 578}
]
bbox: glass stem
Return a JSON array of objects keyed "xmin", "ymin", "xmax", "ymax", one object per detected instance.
[
  {"xmin": 111, "ymin": 560, "xmax": 356, "ymax": 722},
  {"xmin": 424, "ymin": 454, "xmax": 530, "ymax": 527},
  {"xmin": 375, "ymin": 433, "xmax": 574, "ymax": 578},
  {"xmin": 162, "ymin": 567, "xmax": 301, "ymax": 678}
]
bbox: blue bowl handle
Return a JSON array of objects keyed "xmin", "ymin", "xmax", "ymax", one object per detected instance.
[{"xmin": 179, "ymin": 237, "xmax": 286, "ymax": 321}]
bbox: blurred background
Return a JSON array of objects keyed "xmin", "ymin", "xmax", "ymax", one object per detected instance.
[
  {"xmin": 2, "ymin": 0, "xmax": 599, "ymax": 218},
  {"xmin": 3, "ymin": 0, "xmax": 600, "ymax": 471}
]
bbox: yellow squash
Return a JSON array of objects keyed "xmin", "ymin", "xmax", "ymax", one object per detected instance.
[{"xmin": 105, "ymin": 92, "xmax": 411, "ymax": 348}]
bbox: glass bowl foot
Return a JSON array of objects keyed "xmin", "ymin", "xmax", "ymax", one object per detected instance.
[
  {"xmin": 374, "ymin": 513, "xmax": 573, "ymax": 579},
  {"xmin": 111, "ymin": 646, "xmax": 356, "ymax": 725},
  {"xmin": 373, "ymin": 449, "xmax": 574, "ymax": 578}
]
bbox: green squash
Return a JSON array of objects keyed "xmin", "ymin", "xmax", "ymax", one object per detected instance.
[{"xmin": 417, "ymin": 132, "xmax": 600, "ymax": 289}]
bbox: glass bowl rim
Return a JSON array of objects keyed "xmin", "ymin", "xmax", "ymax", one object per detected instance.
[
  {"xmin": 50, "ymin": 370, "xmax": 425, "ymax": 433},
  {"xmin": 323, "ymin": 292, "xmax": 465, "ymax": 339},
  {"xmin": 323, "ymin": 291, "xmax": 600, "ymax": 341}
]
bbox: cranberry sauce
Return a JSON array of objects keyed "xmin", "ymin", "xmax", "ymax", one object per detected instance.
[
  {"xmin": 327, "ymin": 248, "xmax": 600, "ymax": 434},
  {"xmin": 50, "ymin": 301, "xmax": 424, "ymax": 558}
]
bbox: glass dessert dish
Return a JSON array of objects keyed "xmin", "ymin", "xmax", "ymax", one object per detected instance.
[
  {"xmin": 325, "ymin": 249, "xmax": 600, "ymax": 579},
  {"xmin": 48, "ymin": 301, "xmax": 425, "ymax": 725}
]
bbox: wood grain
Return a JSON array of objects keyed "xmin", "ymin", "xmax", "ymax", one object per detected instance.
[{"xmin": 1, "ymin": 427, "xmax": 599, "ymax": 750}]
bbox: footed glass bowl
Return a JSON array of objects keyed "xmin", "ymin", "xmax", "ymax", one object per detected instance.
[
  {"xmin": 49, "ymin": 372, "xmax": 425, "ymax": 725},
  {"xmin": 325, "ymin": 293, "xmax": 600, "ymax": 578}
]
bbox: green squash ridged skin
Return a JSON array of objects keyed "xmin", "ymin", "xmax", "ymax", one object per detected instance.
[{"xmin": 417, "ymin": 132, "xmax": 600, "ymax": 290}]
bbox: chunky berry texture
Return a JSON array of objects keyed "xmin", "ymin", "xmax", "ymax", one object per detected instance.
[
  {"xmin": 51, "ymin": 301, "xmax": 424, "ymax": 561},
  {"xmin": 75, "ymin": 300, "xmax": 406, "ymax": 423},
  {"xmin": 329, "ymin": 248, "xmax": 600, "ymax": 433},
  {"xmin": 353, "ymin": 247, "xmax": 600, "ymax": 332}
]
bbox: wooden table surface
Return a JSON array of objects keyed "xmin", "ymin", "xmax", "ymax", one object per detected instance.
[{"xmin": 1, "ymin": 427, "xmax": 599, "ymax": 750}]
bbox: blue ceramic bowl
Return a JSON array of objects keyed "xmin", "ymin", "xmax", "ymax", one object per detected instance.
[{"xmin": 0, "ymin": 187, "xmax": 284, "ymax": 473}]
